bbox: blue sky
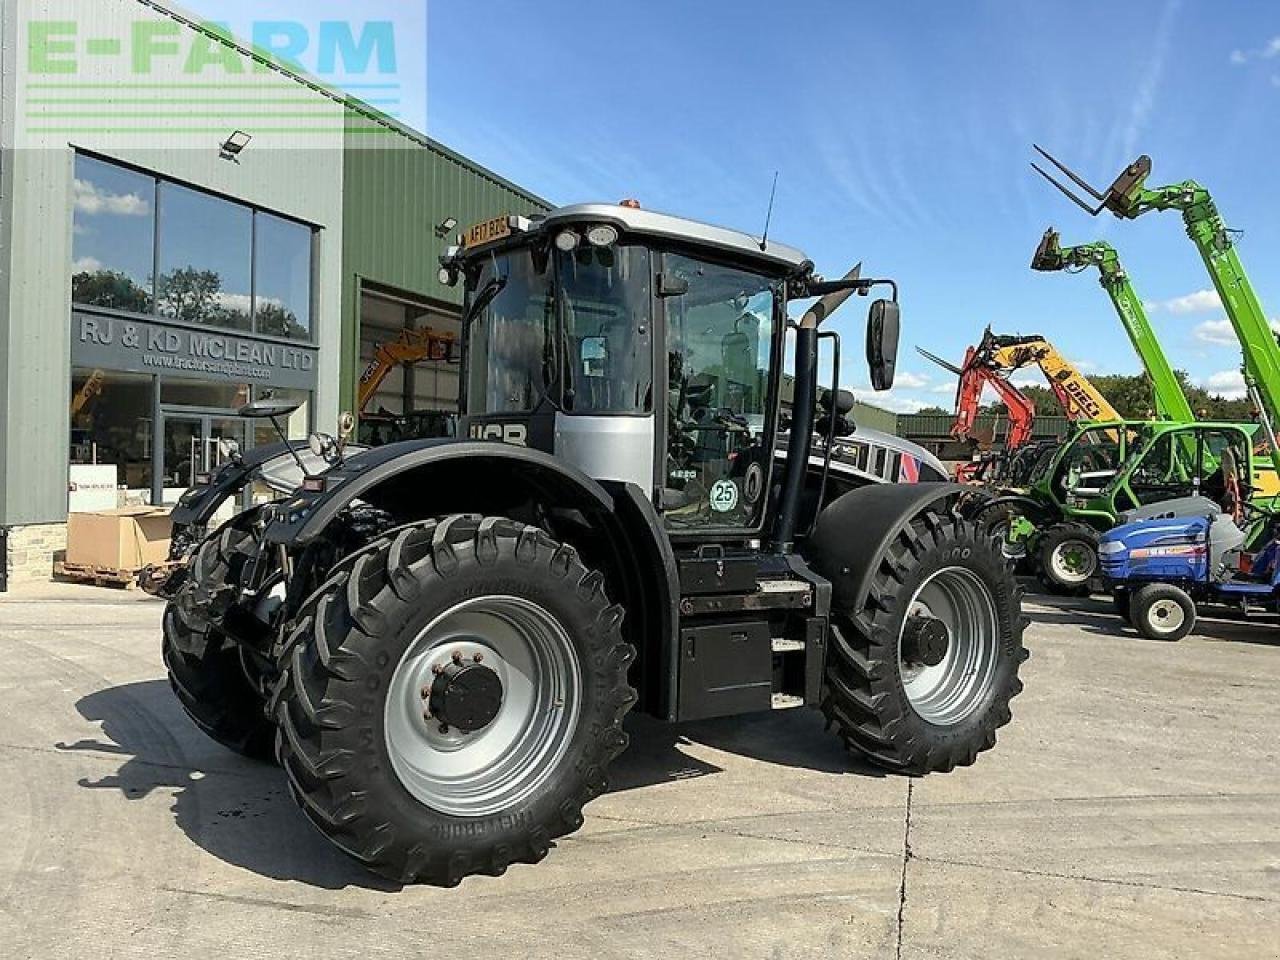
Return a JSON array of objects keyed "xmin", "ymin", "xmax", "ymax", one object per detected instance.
[{"xmin": 186, "ymin": 0, "xmax": 1280, "ymax": 413}]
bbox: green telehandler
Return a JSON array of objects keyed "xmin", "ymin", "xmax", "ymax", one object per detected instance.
[
  {"xmin": 988, "ymin": 150, "xmax": 1280, "ymax": 593},
  {"xmin": 968, "ymin": 195, "xmax": 1279, "ymax": 593}
]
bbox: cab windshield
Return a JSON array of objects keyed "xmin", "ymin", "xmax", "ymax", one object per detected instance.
[{"xmin": 464, "ymin": 244, "xmax": 653, "ymax": 416}]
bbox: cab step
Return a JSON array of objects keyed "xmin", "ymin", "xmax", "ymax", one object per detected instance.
[
  {"xmin": 771, "ymin": 693, "xmax": 805, "ymax": 710},
  {"xmin": 680, "ymin": 578, "xmax": 813, "ymax": 617}
]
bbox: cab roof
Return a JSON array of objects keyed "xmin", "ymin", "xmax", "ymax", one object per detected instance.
[{"xmin": 464, "ymin": 203, "xmax": 812, "ymax": 275}]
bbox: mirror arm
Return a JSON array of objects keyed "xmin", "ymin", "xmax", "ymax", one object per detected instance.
[{"xmin": 803, "ymin": 277, "xmax": 898, "ymax": 303}]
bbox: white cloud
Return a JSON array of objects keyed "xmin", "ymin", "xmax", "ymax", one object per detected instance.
[
  {"xmin": 930, "ymin": 382, "xmax": 956, "ymax": 395},
  {"xmin": 1148, "ymin": 289, "xmax": 1221, "ymax": 314},
  {"xmin": 893, "ymin": 371, "xmax": 930, "ymax": 389},
  {"xmin": 859, "ymin": 391, "xmax": 929, "ymax": 414},
  {"xmin": 1192, "ymin": 316, "xmax": 1280, "ymax": 345},
  {"xmin": 1230, "ymin": 36, "xmax": 1280, "ymax": 64},
  {"xmin": 215, "ymin": 292, "xmax": 283, "ymax": 314},
  {"xmin": 1071, "ymin": 358, "xmax": 1098, "ymax": 372},
  {"xmin": 1193, "ymin": 318, "xmax": 1237, "ymax": 345},
  {"xmin": 72, "ymin": 256, "xmax": 102, "ymax": 274},
  {"xmin": 1202, "ymin": 369, "xmax": 1247, "ymax": 399},
  {"xmin": 73, "ymin": 178, "xmax": 150, "ymax": 217},
  {"xmin": 1008, "ymin": 374, "xmax": 1041, "ymax": 389}
]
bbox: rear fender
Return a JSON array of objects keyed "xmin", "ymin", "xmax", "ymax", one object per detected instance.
[{"xmin": 801, "ymin": 482, "xmax": 968, "ymax": 613}]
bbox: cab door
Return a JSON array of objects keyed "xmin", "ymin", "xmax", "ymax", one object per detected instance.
[
  {"xmin": 1123, "ymin": 429, "xmax": 1197, "ymax": 507},
  {"xmin": 659, "ymin": 252, "xmax": 781, "ymax": 535}
]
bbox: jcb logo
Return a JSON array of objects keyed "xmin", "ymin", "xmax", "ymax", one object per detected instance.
[{"xmin": 469, "ymin": 423, "xmax": 528, "ymax": 447}]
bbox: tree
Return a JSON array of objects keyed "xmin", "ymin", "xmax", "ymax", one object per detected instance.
[
  {"xmin": 156, "ymin": 267, "xmax": 225, "ymax": 324},
  {"xmin": 72, "ymin": 270, "xmax": 152, "ymax": 313},
  {"xmin": 255, "ymin": 301, "xmax": 308, "ymax": 340}
]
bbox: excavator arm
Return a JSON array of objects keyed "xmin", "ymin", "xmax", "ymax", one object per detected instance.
[
  {"xmin": 357, "ymin": 327, "xmax": 459, "ymax": 414},
  {"xmin": 918, "ymin": 345, "xmax": 1036, "ymax": 449},
  {"xmin": 1031, "ymin": 228, "xmax": 1194, "ymax": 423},
  {"xmin": 980, "ymin": 328, "xmax": 1122, "ymax": 423},
  {"xmin": 1031, "ymin": 148, "xmax": 1280, "ymax": 473}
]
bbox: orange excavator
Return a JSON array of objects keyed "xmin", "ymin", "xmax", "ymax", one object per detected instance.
[
  {"xmin": 357, "ymin": 327, "xmax": 460, "ymax": 414},
  {"xmin": 918, "ymin": 344, "xmax": 1036, "ymax": 482}
]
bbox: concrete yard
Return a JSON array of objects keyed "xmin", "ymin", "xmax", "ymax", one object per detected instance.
[{"xmin": 0, "ymin": 583, "xmax": 1275, "ymax": 959}]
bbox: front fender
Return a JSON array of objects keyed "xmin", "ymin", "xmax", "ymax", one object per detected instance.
[
  {"xmin": 801, "ymin": 481, "xmax": 967, "ymax": 613},
  {"xmin": 262, "ymin": 439, "xmax": 615, "ymax": 545}
]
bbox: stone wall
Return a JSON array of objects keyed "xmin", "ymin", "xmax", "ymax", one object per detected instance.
[{"xmin": 4, "ymin": 523, "xmax": 66, "ymax": 586}]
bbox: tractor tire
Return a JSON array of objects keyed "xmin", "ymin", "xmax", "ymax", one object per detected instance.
[
  {"xmin": 162, "ymin": 518, "xmax": 276, "ymax": 761},
  {"xmin": 1112, "ymin": 588, "xmax": 1133, "ymax": 625},
  {"xmin": 1037, "ymin": 522, "xmax": 1099, "ymax": 596},
  {"xmin": 821, "ymin": 506, "xmax": 1029, "ymax": 774},
  {"xmin": 162, "ymin": 606, "xmax": 277, "ymax": 760},
  {"xmin": 271, "ymin": 515, "xmax": 637, "ymax": 886},
  {"xmin": 975, "ymin": 502, "xmax": 1031, "ymax": 572},
  {"xmin": 1130, "ymin": 583, "xmax": 1195, "ymax": 642}
]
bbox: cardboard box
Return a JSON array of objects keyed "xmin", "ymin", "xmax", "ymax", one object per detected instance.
[{"xmin": 66, "ymin": 507, "xmax": 173, "ymax": 572}]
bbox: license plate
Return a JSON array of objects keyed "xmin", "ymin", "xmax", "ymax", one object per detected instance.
[{"xmin": 462, "ymin": 215, "xmax": 511, "ymax": 247}]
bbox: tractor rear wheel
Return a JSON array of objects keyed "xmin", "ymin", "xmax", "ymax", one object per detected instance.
[
  {"xmin": 162, "ymin": 519, "xmax": 276, "ymax": 761},
  {"xmin": 270, "ymin": 515, "xmax": 636, "ymax": 885},
  {"xmin": 821, "ymin": 506, "xmax": 1028, "ymax": 774},
  {"xmin": 1037, "ymin": 522, "xmax": 1099, "ymax": 596},
  {"xmin": 1131, "ymin": 583, "xmax": 1195, "ymax": 641}
]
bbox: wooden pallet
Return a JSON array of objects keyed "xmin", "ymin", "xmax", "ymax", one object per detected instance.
[{"xmin": 54, "ymin": 561, "xmax": 139, "ymax": 590}]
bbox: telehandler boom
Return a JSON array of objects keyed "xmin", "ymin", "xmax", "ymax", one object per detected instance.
[{"xmin": 1030, "ymin": 228, "xmax": 1195, "ymax": 423}]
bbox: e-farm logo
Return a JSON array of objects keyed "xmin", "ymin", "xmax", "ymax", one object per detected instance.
[{"xmin": 18, "ymin": 1, "xmax": 426, "ymax": 146}]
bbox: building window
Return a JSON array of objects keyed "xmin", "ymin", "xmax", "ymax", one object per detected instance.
[
  {"xmin": 71, "ymin": 156, "xmax": 156, "ymax": 313},
  {"xmin": 70, "ymin": 369, "xmax": 153, "ymax": 493},
  {"xmin": 156, "ymin": 181, "xmax": 253, "ymax": 331},
  {"xmin": 69, "ymin": 153, "xmax": 316, "ymax": 342},
  {"xmin": 255, "ymin": 212, "xmax": 312, "ymax": 340}
]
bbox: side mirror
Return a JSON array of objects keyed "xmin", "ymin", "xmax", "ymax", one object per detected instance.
[{"xmin": 866, "ymin": 299, "xmax": 900, "ymax": 391}]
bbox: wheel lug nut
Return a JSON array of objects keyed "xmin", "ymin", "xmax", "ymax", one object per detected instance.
[
  {"xmin": 420, "ymin": 685, "xmax": 431, "ymax": 699},
  {"xmin": 472, "ymin": 652, "xmax": 483, "ymax": 663},
  {"xmin": 451, "ymin": 651, "xmax": 463, "ymax": 664},
  {"xmin": 431, "ymin": 663, "xmax": 444, "ymax": 675},
  {"xmin": 438, "ymin": 722, "xmax": 450, "ymax": 734}
]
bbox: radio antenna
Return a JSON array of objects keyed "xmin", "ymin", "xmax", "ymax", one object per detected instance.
[{"xmin": 759, "ymin": 171, "xmax": 779, "ymax": 251}]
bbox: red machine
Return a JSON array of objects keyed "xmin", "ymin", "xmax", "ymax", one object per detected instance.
[{"xmin": 919, "ymin": 345, "xmax": 1036, "ymax": 482}]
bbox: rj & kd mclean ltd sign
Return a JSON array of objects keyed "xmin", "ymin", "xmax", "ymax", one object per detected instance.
[{"xmin": 72, "ymin": 311, "xmax": 318, "ymax": 391}]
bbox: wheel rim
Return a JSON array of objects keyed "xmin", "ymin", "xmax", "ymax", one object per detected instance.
[
  {"xmin": 1049, "ymin": 539, "xmax": 1096, "ymax": 584},
  {"xmin": 384, "ymin": 595, "xmax": 582, "ymax": 818},
  {"xmin": 1145, "ymin": 597, "xmax": 1186, "ymax": 635},
  {"xmin": 899, "ymin": 566, "xmax": 1000, "ymax": 726},
  {"xmin": 990, "ymin": 519, "xmax": 1027, "ymax": 562}
]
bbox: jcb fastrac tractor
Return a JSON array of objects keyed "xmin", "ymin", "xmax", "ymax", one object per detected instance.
[{"xmin": 162, "ymin": 204, "xmax": 1028, "ymax": 885}]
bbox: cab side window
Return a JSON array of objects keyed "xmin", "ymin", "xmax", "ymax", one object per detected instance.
[{"xmin": 1128, "ymin": 432, "xmax": 1195, "ymax": 505}]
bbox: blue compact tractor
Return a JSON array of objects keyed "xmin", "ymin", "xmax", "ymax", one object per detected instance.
[{"xmin": 1099, "ymin": 496, "xmax": 1280, "ymax": 641}]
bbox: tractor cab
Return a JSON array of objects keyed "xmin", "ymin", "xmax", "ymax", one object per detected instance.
[
  {"xmin": 440, "ymin": 204, "xmax": 896, "ymax": 537},
  {"xmin": 1100, "ymin": 422, "xmax": 1255, "ymax": 521}
]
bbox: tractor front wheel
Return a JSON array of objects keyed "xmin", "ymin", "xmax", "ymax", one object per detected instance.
[
  {"xmin": 162, "ymin": 518, "xmax": 276, "ymax": 761},
  {"xmin": 821, "ymin": 506, "xmax": 1028, "ymax": 774},
  {"xmin": 1037, "ymin": 522, "xmax": 1099, "ymax": 596},
  {"xmin": 271, "ymin": 515, "xmax": 636, "ymax": 885},
  {"xmin": 1131, "ymin": 583, "xmax": 1195, "ymax": 641}
]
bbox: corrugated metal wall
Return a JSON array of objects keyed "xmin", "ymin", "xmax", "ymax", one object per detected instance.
[
  {"xmin": 897, "ymin": 413, "xmax": 1071, "ymax": 440},
  {"xmin": 0, "ymin": 0, "xmax": 346, "ymax": 525},
  {"xmin": 340, "ymin": 111, "xmax": 551, "ymax": 410}
]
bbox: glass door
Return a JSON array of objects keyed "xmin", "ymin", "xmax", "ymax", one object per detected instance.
[{"xmin": 159, "ymin": 411, "xmax": 250, "ymax": 505}]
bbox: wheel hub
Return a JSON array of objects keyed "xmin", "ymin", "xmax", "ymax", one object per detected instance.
[
  {"xmin": 426, "ymin": 657, "xmax": 504, "ymax": 732},
  {"xmin": 901, "ymin": 614, "xmax": 949, "ymax": 667}
]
